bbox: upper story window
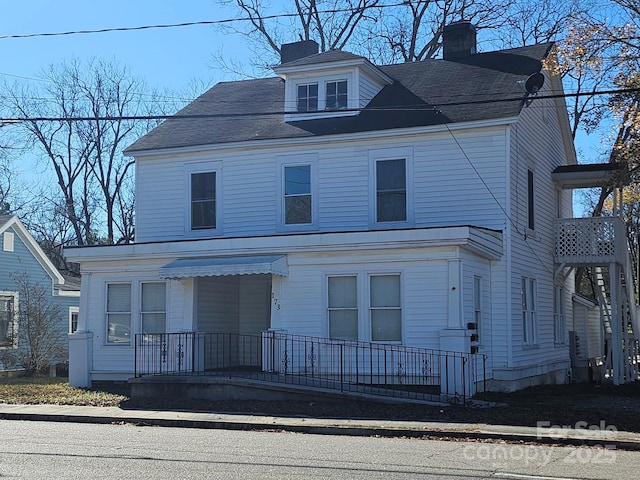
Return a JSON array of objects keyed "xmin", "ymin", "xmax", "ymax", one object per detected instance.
[
  {"xmin": 376, "ymin": 158, "xmax": 407, "ymax": 223},
  {"xmin": 284, "ymin": 165, "xmax": 312, "ymax": 225},
  {"xmin": 325, "ymin": 80, "xmax": 347, "ymax": 110},
  {"xmin": 191, "ymin": 172, "xmax": 217, "ymax": 230},
  {"xmin": 297, "ymin": 83, "xmax": 318, "ymax": 112},
  {"xmin": 527, "ymin": 169, "xmax": 535, "ymax": 230}
]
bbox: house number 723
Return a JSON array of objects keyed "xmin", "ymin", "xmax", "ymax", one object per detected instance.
[{"xmin": 271, "ymin": 292, "xmax": 281, "ymax": 310}]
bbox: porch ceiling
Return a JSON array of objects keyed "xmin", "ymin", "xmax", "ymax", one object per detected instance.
[{"xmin": 159, "ymin": 255, "xmax": 288, "ymax": 279}]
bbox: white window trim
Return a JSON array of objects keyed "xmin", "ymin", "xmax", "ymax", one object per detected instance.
[
  {"xmin": 0, "ymin": 291, "xmax": 18, "ymax": 349},
  {"xmin": 69, "ymin": 306, "xmax": 79, "ymax": 334},
  {"xmin": 184, "ymin": 161, "xmax": 223, "ymax": 237},
  {"xmin": 140, "ymin": 281, "xmax": 167, "ymax": 336},
  {"xmin": 105, "ymin": 282, "xmax": 132, "ymax": 346},
  {"xmin": 522, "ymin": 276, "xmax": 538, "ymax": 346},
  {"xmin": 369, "ymin": 147, "xmax": 414, "ymax": 228},
  {"xmin": 324, "ymin": 271, "xmax": 404, "ymax": 343},
  {"xmin": 284, "ymin": 71, "xmax": 356, "ymax": 121},
  {"xmin": 277, "ymin": 155, "xmax": 318, "ymax": 232},
  {"xmin": 3, "ymin": 232, "xmax": 14, "ymax": 252},
  {"xmin": 554, "ymin": 285, "xmax": 566, "ymax": 345}
]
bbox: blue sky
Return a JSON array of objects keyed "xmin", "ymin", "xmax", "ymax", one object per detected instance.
[{"xmin": 0, "ymin": 0, "xmax": 245, "ymax": 92}]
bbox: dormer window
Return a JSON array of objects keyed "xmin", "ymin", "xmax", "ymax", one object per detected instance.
[
  {"xmin": 325, "ymin": 80, "xmax": 347, "ymax": 110},
  {"xmin": 297, "ymin": 83, "xmax": 318, "ymax": 112}
]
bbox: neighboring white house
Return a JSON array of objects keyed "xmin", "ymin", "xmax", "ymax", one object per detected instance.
[{"xmin": 66, "ymin": 22, "xmax": 587, "ymax": 392}]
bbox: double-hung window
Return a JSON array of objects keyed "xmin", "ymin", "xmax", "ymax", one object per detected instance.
[
  {"xmin": 325, "ymin": 80, "xmax": 347, "ymax": 110},
  {"xmin": 0, "ymin": 296, "xmax": 15, "ymax": 347},
  {"xmin": 69, "ymin": 307, "xmax": 79, "ymax": 334},
  {"xmin": 522, "ymin": 277, "xmax": 537, "ymax": 345},
  {"xmin": 370, "ymin": 275, "xmax": 402, "ymax": 342},
  {"xmin": 284, "ymin": 165, "xmax": 312, "ymax": 225},
  {"xmin": 106, "ymin": 283, "xmax": 131, "ymax": 344},
  {"xmin": 527, "ymin": 169, "xmax": 535, "ymax": 230},
  {"xmin": 191, "ymin": 172, "xmax": 217, "ymax": 230},
  {"xmin": 473, "ymin": 276, "xmax": 482, "ymax": 343},
  {"xmin": 328, "ymin": 276, "xmax": 358, "ymax": 341},
  {"xmin": 141, "ymin": 282, "xmax": 166, "ymax": 336},
  {"xmin": 297, "ymin": 83, "xmax": 318, "ymax": 112},
  {"xmin": 376, "ymin": 159, "xmax": 407, "ymax": 223},
  {"xmin": 554, "ymin": 285, "xmax": 565, "ymax": 344}
]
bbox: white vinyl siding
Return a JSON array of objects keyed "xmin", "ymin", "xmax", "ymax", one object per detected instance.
[{"xmin": 106, "ymin": 283, "xmax": 131, "ymax": 344}]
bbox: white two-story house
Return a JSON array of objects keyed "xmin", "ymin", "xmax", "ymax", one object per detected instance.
[{"xmin": 66, "ymin": 22, "xmax": 584, "ymax": 395}]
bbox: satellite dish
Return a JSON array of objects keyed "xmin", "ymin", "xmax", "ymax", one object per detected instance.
[{"xmin": 524, "ymin": 72, "xmax": 545, "ymax": 94}]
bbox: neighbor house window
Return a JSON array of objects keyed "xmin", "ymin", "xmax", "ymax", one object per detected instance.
[
  {"xmin": 141, "ymin": 282, "xmax": 166, "ymax": 336},
  {"xmin": 554, "ymin": 285, "xmax": 565, "ymax": 344},
  {"xmin": 0, "ymin": 296, "xmax": 15, "ymax": 347},
  {"xmin": 522, "ymin": 277, "xmax": 537, "ymax": 345},
  {"xmin": 527, "ymin": 169, "xmax": 535, "ymax": 230},
  {"xmin": 376, "ymin": 159, "xmax": 406, "ymax": 223},
  {"xmin": 284, "ymin": 165, "xmax": 312, "ymax": 224},
  {"xmin": 191, "ymin": 172, "xmax": 216, "ymax": 230},
  {"xmin": 69, "ymin": 306, "xmax": 79, "ymax": 334},
  {"xmin": 297, "ymin": 83, "xmax": 318, "ymax": 112},
  {"xmin": 325, "ymin": 80, "xmax": 347, "ymax": 110},
  {"xmin": 370, "ymin": 275, "xmax": 401, "ymax": 341},
  {"xmin": 3, "ymin": 232, "xmax": 14, "ymax": 252},
  {"xmin": 473, "ymin": 276, "xmax": 482, "ymax": 343},
  {"xmin": 328, "ymin": 276, "xmax": 358, "ymax": 341},
  {"xmin": 106, "ymin": 283, "xmax": 131, "ymax": 344}
]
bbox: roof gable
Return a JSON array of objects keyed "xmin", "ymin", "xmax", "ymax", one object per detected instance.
[{"xmin": 125, "ymin": 43, "xmax": 553, "ymax": 154}]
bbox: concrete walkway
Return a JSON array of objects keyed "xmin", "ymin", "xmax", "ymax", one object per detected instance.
[{"xmin": 0, "ymin": 403, "xmax": 639, "ymax": 450}]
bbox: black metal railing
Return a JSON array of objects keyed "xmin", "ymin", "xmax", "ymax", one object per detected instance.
[{"xmin": 134, "ymin": 331, "xmax": 487, "ymax": 402}]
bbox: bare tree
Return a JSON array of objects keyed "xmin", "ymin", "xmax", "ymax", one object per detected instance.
[{"xmin": 2, "ymin": 58, "xmax": 168, "ymax": 247}]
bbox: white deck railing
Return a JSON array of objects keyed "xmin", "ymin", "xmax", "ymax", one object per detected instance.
[{"xmin": 555, "ymin": 217, "xmax": 626, "ymax": 265}]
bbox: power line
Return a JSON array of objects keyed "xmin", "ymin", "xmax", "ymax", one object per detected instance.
[
  {"xmin": 0, "ymin": 4, "xmax": 408, "ymax": 40},
  {"xmin": 2, "ymin": 86, "xmax": 638, "ymax": 123}
]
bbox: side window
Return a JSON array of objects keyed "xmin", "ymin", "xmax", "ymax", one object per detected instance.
[
  {"xmin": 376, "ymin": 159, "xmax": 407, "ymax": 223},
  {"xmin": 191, "ymin": 172, "xmax": 217, "ymax": 230},
  {"xmin": 69, "ymin": 307, "xmax": 79, "ymax": 334},
  {"xmin": 106, "ymin": 283, "xmax": 131, "ymax": 344},
  {"xmin": 522, "ymin": 277, "xmax": 537, "ymax": 345},
  {"xmin": 0, "ymin": 295, "xmax": 15, "ymax": 347},
  {"xmin": 284, "ymin": 165, "xmax": 312, "ymax": 225},
  {"xmin": 325, "ymin": 80, "xmax": 347, "ymax": 110},
  {"xmin": 297, "ymin": 83, "xmax": 318, "ymax": 112},
  {"xmin": 370, "ymin": 274, "xmax": 402, "ymax": 342},
  {"xmin": 554, "ymin": 285, "xmax": 565, "ymax": 344},
  {"xmin": 328, "ymin": 276, "xmax": 358, "ymax": 341},
  {"xmin": 141, "ymin": 282, "xmax": 166, "ymax": 336},
  {"xmin": 473, "ymin": 276, "xmax": 482, "ymax": 344}
]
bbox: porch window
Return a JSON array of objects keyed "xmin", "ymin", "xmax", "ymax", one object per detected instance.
[
  {"xmin": 325, "ymin": 80, "xmax": 347, "ymax": 110},
  {"xmin": 284, "ymin": 165, "xmax": 312, "ymax": 224},
  {"xmin": 106, "ymin": 283, "xmax": 131, "ymax": 344},
  {"xmin": 0, "ymin": 296, "xmax": 15, "ymax": 347},
  {"xmin": 297, "ymin": 83, "xmax": 318, "ymax": 112},
  {"xmin": 522, "ymin": 277, "xmax": 537, "ymax": 345},
  {"xmin": 370, "ymin": 275, "xmax": 401, "ymax": 341},
  {"xmin": 141, "ymin": 282, "xmax": 166, "ymax": 335},
  {"xmin": 473, "ymin": 276, "xmax": 482, "ymax": 343},
  {"xmin": 328, "ymin": 276, "xmax": 358, "ymax": 341},
  {"xmin": 554, "ymin": 285, "xmax": 565, "ymax": 344},
  {"xmin": 376, "ymin": 159, "xmax": 406, "ymax": 223},
  {"xmin": 191, "ymin": 172, "xmax": 216, "ymax": 230}
]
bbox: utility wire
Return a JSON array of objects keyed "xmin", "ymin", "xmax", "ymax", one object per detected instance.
[{"xmin": 1, "ymin": 86, "xmax": 638, "ymax": 123}]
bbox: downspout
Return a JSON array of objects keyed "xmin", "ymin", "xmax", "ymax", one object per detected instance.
[{"xmin": 505, "ymin": 124, "xmax": 513, "ymax": 370}]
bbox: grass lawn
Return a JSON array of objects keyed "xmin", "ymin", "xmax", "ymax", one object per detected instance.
[{"xmin": 1, "ymin": 376, "xmax": 639, "ymax": 433}]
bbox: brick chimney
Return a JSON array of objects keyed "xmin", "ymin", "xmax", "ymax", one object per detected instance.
[
  {"xmin": 280, "ymin": 40, "xmax": 319, "ymax": 64},
  {"xmin": 442, "ymin": 21, "xmax": 476, "ymax": 60}
]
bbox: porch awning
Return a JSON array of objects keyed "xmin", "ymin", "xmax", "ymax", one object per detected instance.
[{"xmin": 159, "ymin": 255, "xmax": 288, "ymax": 279}]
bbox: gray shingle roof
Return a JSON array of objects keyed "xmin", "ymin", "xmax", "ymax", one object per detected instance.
[{"xmin": 125, "ymin": 43, "xmax": 553, "ymax": 154}]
